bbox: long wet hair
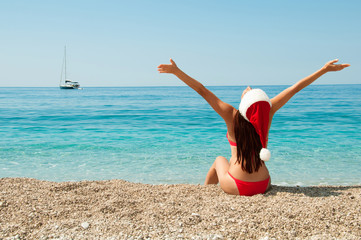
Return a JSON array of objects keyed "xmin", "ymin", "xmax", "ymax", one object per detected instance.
[{"xmin": 233, "ymin": 110, "xmax": 263, "ymax": 173}]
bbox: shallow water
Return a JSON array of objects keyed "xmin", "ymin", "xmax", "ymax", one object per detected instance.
[{"xmin": 1, "ymin": 85, "xmax": 360, "ymax": 186}]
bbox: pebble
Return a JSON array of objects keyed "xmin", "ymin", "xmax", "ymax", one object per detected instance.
[
  {"xmin": 0, "ymin": 201, "xmax": 8, "ymax": 207},
  {"xmin": 81, "ymin": 222, "xmax": 90, "ymax": 229},
  {"xmin": 210, "ymin": 234, "xmax": 224, "ymax": 240}
]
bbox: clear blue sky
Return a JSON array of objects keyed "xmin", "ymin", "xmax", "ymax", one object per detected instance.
[{"xmin": 0, "ymin": 0, "xmax": 360, "ymax": 87}]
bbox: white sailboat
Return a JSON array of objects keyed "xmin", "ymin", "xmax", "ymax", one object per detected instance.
[{"xmin": 59, "ymin": 46, "xmax": 81, "ymax": 89}]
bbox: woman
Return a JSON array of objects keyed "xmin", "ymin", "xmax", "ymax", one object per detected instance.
[{"xmin": 157, "ymin": 59, "xmax": 350, "ymax": 196}]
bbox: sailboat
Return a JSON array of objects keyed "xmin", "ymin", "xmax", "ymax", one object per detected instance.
[{"xmin": 59, "ymin": 46, "xmax": 81, "ymax": 89}]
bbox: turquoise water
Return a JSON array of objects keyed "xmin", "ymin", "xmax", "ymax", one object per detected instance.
[{"xmin": 0, "ymin": 85, "xmax": 360, "ymax": 186}]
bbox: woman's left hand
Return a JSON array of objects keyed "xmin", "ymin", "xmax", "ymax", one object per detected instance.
[
  {"xmin": 157, "ymin": 58, "xmax": 179, "ymax": 74},
  {"xmin": 322, "ymin": 59, "xmax": 350, "ymax": 72}
]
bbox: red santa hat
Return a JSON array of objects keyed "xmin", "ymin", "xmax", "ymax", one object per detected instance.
[{"xmin": 239, "ymin": 89, "xmax": 272, "ymax": 161}]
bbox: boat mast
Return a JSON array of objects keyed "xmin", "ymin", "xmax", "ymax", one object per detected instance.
[
  {"xmin": 59, "ymin": 45, "xmax": 67, "ymax": 86},
  {"xmin": 59, "ymin": 46, "xmax": 65, "ymax": 86},
  {"xmin": 64, "ymin": 45, "xmax": 67, "ymax": 81}
]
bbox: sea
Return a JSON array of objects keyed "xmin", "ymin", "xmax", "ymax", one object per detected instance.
[{"xmin": 1, "ymin": 85, "xmax": 360, "ymax": 186}]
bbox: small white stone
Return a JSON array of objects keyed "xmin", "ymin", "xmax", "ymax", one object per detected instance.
[
  {"xmin": 191, "ymin": 213, "xmax": 200, "ymax": 217},
  {"xmin": 81, "ymin": 221, "xmax": 90, "ymax": 229},
  {"xmin": 210, "ymin": 234, "xmax": 224, "ymax": 240}
]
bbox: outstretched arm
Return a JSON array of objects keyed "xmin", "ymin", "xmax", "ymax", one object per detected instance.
[
  {"xmin": 270, "ymin": 59, "xmax": 350, "ymax": 115},
  {"xmin": 157, "ymin": 59, "xmax": 235, "ymax": 124}
]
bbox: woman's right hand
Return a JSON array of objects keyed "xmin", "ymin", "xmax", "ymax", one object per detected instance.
[
  {"xmin": 157, "ymin": 58, "xmax": 180, "ymax": 74},
  {"xmin": 322, "ymin": 59, "xmax": 350, "ymax": 72}
]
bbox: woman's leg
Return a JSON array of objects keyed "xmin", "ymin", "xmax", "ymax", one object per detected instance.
[
  {"xmin": 204, "ymin": 156, "xmax": 238, "ymax": 195},
  {"xmin": 204, "ymin": 156, "xmax": 230, "ymax": 185},
  {"xmin": 204, "ymin": 159, "xmax": 219, "ymax": 184}
]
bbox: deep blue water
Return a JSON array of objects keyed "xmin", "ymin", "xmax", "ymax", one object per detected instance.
[{"xmin": 0, "ymin": 85, "xmax": 360, "ymax": 186}]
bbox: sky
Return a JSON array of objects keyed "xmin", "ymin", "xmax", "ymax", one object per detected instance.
[{"xmin": 0, "ymin": 0, "xmax": 360, "ymax": 87}]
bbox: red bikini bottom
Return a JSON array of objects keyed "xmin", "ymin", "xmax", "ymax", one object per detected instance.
[{"xmin": 228, "ymin": 172, "xmax": 270, "ymax": 196}]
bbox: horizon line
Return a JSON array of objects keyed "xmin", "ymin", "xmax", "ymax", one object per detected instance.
[{"xmin": 0, "ymin": 83, "xmax": 360, "ymax": 88}]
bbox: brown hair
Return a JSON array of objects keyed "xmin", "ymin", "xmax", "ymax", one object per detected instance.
[{"xmin": 233, "ymin": 110, "xmax": 263, "ymax": 173}]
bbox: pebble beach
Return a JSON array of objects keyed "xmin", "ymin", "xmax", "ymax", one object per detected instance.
[{"xmin": 0, "ymin": 178, "xmax": 360, "ymax": 239}]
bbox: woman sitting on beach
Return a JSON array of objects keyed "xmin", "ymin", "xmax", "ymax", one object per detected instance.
[{"xmin": 157, "ymin": 59, "xmax": 350, "ymax": 196}]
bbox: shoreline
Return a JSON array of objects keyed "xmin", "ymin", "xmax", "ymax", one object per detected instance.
[{"xmin": 1, "ymin": 178, "xmax": 360, "ymax": 239}]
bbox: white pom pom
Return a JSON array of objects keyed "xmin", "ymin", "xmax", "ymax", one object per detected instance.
[{"xmin": 260, "ymin": 148, "xmax": 271, "ymax": 161}]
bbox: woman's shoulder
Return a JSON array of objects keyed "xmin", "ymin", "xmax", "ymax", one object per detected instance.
[{"xmin": 222, "ymin": 107, "xmax": 237, "ymax": 129}]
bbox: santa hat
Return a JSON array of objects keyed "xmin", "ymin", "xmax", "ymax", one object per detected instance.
[{"xmin": 239, "ymin": 89, "xmax": 272, "ymax": 161}]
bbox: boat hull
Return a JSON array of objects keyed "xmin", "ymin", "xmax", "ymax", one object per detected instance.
[{"xmin": 59, "ymin": 86, "xmax": 79, "ymax": 89}]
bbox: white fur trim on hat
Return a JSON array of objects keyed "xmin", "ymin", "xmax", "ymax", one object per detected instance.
[
  {"xmin": 239, "ymin": 89, "xmax": 272, "ymax": 121},
  {"xmin": 260, "ymin": 148, "xmax": 271, "ymax": 161}
]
